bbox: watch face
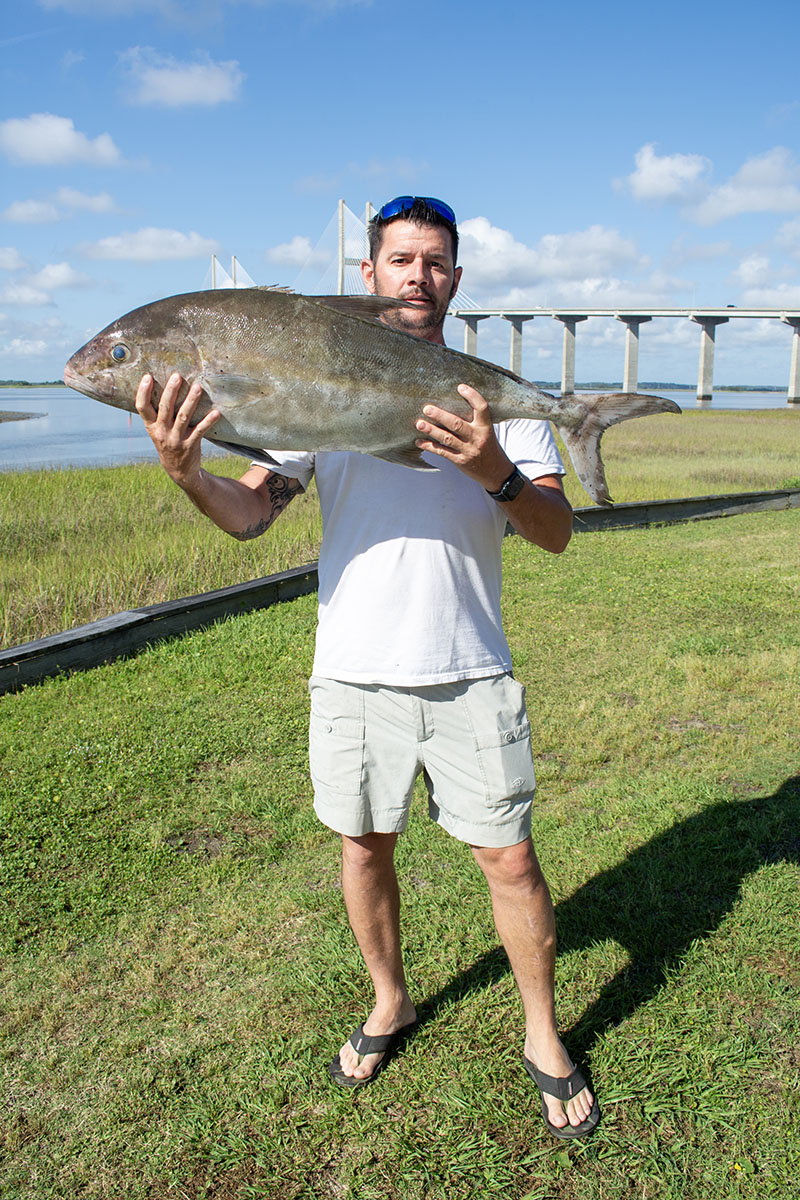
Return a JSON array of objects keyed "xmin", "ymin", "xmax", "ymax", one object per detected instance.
[{"xmin": 502, "ymin": 470, "xmax": 524, "ymax": 501}]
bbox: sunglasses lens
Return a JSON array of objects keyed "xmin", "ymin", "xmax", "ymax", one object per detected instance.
[
  {"xmin": 378, "ymin": 196, "xmax": 416, "ymax": 220},
  {"xmin": 378, "ymin": 196, "xmax": 456, "ymax": 224}
]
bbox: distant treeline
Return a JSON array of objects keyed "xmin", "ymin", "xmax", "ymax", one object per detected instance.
[{"xmin": 0, "ymin": 380, "xmax": 64, "ymax": 387}]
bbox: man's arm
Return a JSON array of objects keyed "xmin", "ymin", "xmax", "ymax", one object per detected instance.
[
  {"xmin": 135, "ymin": 372, "xmax": 303, "ymax": 539},
  {"xmin": 414, "ymin": 383, "xmax": 573, "ymax": 554}
]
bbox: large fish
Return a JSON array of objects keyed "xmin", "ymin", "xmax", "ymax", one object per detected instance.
[{"xmin": 63, "ymin": 288, "xmax": 680, "ymax": 504}]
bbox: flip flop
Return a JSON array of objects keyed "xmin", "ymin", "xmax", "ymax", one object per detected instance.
[
  {"xmin": 329, "ymin": 1020, "xmax": 417, "ymax": 1088},
  {"xmin": 523, "ymin": 1055, "xmax": 600, "ymax": 1140}
]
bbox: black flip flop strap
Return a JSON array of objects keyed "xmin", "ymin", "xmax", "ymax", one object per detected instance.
[
  {"xmin": 349, "ymin": 1024, "xmax": 396, "ymax": 1055},
  {"xmin": 529, "ymin": 1062, "xmax": 587, "ymax": 1102}
]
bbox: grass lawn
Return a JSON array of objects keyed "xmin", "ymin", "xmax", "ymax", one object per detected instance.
[{"xmin": 2, "ymin": 498, "xmax": 799, "ymax": 1197}]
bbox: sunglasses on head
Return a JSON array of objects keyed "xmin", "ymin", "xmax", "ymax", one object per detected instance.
[{"xmin": 376, "ymin": 196, "xmax": 457, "ymax": 225}]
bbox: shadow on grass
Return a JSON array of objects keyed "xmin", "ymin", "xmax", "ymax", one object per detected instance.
[{"xmin": 416, "ymin": 776, "xmax": 800, "ymax": 1056}]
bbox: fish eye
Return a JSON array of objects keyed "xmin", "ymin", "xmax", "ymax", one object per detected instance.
[{"xmin": 110, "ymin": 343, "xmax": 130, "ymax": 362}]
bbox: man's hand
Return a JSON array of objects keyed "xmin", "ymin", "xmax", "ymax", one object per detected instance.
[
  {"xmin": 414, "ymin": 383, "xmax": 514, "ymax": 492},
  {"xmin": 416, "ymin": 382, "xmax": 573, "ymax": 554},
  {"xmin": 135, "ymin": 372, "xmax": 222, "ymax": 489}
]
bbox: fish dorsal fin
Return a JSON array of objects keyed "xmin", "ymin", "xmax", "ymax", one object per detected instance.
[
  {"xmin": 254, "ymin": 285, "xmax": 295, "ymax": 293},
  {"xmin": 310, "ymin": 295, "xmax": 415, "ymax": 322}
]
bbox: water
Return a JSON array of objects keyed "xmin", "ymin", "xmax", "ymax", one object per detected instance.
[
  {"xmin": 0, "ymin": 386, "xmax": 795, "ymax": 473},
  {"xmin": 0, "ymin": 387, "xmax": 226, "ymax": 472}
]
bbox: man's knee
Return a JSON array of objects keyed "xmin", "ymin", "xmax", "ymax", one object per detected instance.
[
  {"xmin": 472, "ymin": 837, "xmax": 546, "ymax": 891},
  {"xmin": 341, "ymin": 831, "xmax": 399, "ymax": 871}
]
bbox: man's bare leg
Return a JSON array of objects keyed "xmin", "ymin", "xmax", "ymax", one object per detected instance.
[
  {"xmin": 471, "ymin": 836, "xmax": 595, "ymax": 1130},
  {"xmin": 335, "ymin": 832, "xmax": 417, "ymax": 1081}
]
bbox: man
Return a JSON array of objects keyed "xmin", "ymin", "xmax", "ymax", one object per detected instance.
[{"xmin": 135, "ymin": 196, "xmax": 599, "ymax": 1139}]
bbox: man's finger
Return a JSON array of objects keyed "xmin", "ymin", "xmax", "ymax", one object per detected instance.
[
  {"xmin": 418, "ymin": 404, "xmax": 467, "ymax": 437},
  {"xmin": 134, "ymin": 374, "xmax": 157, "ymax": 422},
  {"xmin": 185, "ymin": 407, "xmax": 223, "ymax": 441},
  {"xmin": 174, "ymin": 380, "xmax": 205, "ymax": 424},
  {"xmin": 157, "ymin": 371, "xmax": 186, "ymax": 421},
  {"xmin": 457, "ymin": 383, "xmax": 492, "ymax": 421}
]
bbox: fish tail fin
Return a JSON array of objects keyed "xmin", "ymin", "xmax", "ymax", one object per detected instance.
[{"xmin": 560, "ymin": 392, "xmax": 681, "ymax": 506}]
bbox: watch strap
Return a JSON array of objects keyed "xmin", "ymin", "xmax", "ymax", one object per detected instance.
[{"xmin": 486, "ymin": 466, "xmax": 525, "ymax": 502}]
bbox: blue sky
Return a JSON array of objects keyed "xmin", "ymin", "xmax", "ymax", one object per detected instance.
[{"xmin": 2, "ymin": 0, "xmax": 800, "ymax": 384}]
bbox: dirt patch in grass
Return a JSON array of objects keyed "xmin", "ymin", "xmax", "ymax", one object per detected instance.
[{"xmin": 164, "ymin": 829, "xmax": 225, "ymax": 857}]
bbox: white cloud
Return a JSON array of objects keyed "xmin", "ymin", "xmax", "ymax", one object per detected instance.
[
  {"xmin": 2, "ymin": 337, "xmax": 49, "ymax": 357},
  {"xmin": 620, "ymin": 143, "xmax": 711, "ymax": 202},
  {"xmin": 120, "ymin": 47, "xmax": 244, "ymax": 107},
  {"xmin": 267, "ymin": 235, "xmax": 332, "ymax": 269},
  {"xmin": 458, "ymin": 218, "xmax": 539, "ymax": 287},
  {"xmin": 56, "ymin": 188, "xmax": 118, "ymax": 213},
  {"xmin": 731, "ymin": 255, "xmax": 774, "ymax": 290},
  {"xmin": 2, "ymin": 189, "xmax": 118, "ymax": 224},
  {"xmin": 61, "ymin": 49, "xmax": 86, "ymax": 70},
  {"xmin": 689, "ymin": 148, "xmax": 800, "ymax": 225},
  {"xmin": 734, "ymin": 317, "xmax": 799, "ymax": 347},
  {"xmin": 458, "ymin": 218, "xmax": 646, "ymax": 301},
  {"xmin": 0, "ymin": 247, "xmax": 28, "ymax": 271},
  {"xmin": 2, "ymin": 199, "xmax": 62, "ymax": 223},
  {"xmin": 0, "ymin": 284, "xmax": 53, "ymax": 306},
  {"xmin": 0, "ymin": 113, "xmax": 122, "ymax": 166},
  {"xmin": 83, "ymin": 226, "xmax": 220, "ymax": 260},
  {"xmin": 737, "ymin": 282, "xmax": 800, "ymax": 307},
  {"xmin": 644, "ymin": 319, "xmax": 703, "ymax": 352},
  {"xmin": 29, "ymin": 262, "xmax": 93, "ymax": 289},
  {"xmin": 535, "ymin": 227, "xmax": 643, "ymax": 280}
]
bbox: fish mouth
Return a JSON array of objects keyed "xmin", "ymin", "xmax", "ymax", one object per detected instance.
[{"xmin": 63, "ymin": 365, "xmax": 114, "ymax": 402}]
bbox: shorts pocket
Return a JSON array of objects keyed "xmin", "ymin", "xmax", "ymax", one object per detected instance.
[
  {"xmin": 474, "ymin": 720, "xmax": 536, "ymax": 804},
  {"xmin": 308, "ymin": 677, "xmax": 365, "ymax": 797}
]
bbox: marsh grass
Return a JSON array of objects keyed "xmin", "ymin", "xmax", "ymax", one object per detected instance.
[
  {"xmin": 1, "ymin": 456, "xmax": 322, "ymax": 647},
  {"xmin": 1, "ymin": 505, "xmax": 799, "ymax": 1199},
  {"xmin": 556, "ymin": 406, "xmax": 800, "ymax": 504},
  {"xmin": 2, "ymin": 409, "xmax": 798, "ymax": 648}
]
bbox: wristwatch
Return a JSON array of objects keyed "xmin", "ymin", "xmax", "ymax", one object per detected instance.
[{"xmin": 485, "ymin": 466, "xmax": 525, "ymax": 503}]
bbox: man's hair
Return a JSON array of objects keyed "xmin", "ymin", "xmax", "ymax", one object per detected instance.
[{"xmin": 368, "ymin": 198, "xmax": 459, "ymax": 264}]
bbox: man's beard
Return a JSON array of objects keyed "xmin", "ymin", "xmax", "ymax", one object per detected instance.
[{"xmin": 380, "ymin": 295, "xmax": 449, "ymax": 337}]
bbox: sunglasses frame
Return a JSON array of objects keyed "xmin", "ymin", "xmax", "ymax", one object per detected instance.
[{"xmin": 376, "ymin": 195, "xmax": 457, "ymax": 226}]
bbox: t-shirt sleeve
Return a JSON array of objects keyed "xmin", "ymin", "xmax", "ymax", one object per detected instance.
[
  {"xmin": 496, "ymin": 419, "xmax": 565, "ymax": 480},
  {"xmin": 250, "ymin": 450, "xmax": 316, "ymax": 490}
]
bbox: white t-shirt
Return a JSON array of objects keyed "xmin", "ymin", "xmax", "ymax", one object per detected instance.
[{"xmin": 265, "ymin": 419, "xmax": 564, "ymax": 686}]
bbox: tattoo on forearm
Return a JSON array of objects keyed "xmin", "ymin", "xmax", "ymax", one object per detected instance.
[
  {"xmin": 231, "ymin": 517, "xmax": 271, "ymax": 541},
  {"xmin": 230, "ymin": 474, "xmax": 303, "ymax": 541}
]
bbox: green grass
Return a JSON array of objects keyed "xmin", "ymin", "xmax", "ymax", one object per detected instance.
[
  {"xmin": 555, "ymin": 406, "xmax": 800, "ymax": 503},
  {"xmin": 2, "ymin": 502, "xmax": 799, "ymax": 1198},
  {"xmin": 0, "ymin": 455, "xmax": 323, "ymax": 648},
  {"xmin": 2, "ymin": 408, "xmax": 798, "ymax": 648}
]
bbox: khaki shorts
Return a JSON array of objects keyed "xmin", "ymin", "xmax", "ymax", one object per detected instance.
[{"xmin": 308, "ymin": 673, "xmax": 535, "ymax": 848}]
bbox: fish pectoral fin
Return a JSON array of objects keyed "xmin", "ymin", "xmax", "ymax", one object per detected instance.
[
  {"xmin": 201, "ymin": 373, "xmax": 270, "ymax": 407},
  {"xmin": 311, "ymin": 295, "xmax": 415, "ymax": 321},
  {"xmin": 206, "ymin": 436, "xmax": 279, "ymax": 467},
  {"xmin": 373, "ymin": 447, "xmax": 439, "ymax": 471}
]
